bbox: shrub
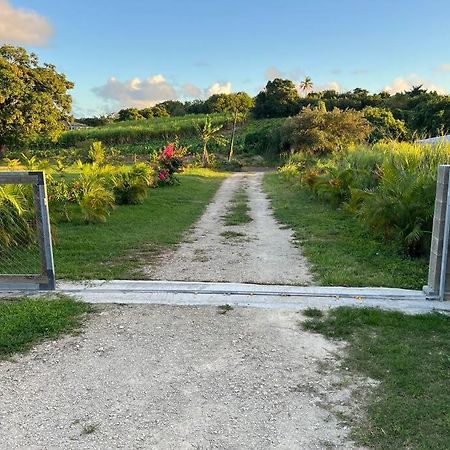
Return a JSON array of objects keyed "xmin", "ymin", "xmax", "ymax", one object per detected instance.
[
  {"xmin": 156, "ymin": 142, "xmax": 188, "ymax": 185},
  {"xmin": 282, "ymin": 107, "xmax": 372, "ymax": 155},
  {"xmin": 77, "ymin": 176, "xmax": 115, "ymax": 223},
  {"xmin": 363, "ymin": 107, "xmax": 408, "ymax": 142},
  {"xmin": 113, "ymin": 163, "xmax": 154, "ymax": 205}
]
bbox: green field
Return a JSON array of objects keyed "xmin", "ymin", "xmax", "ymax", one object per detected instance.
[{"xmin": 59, "ymin": 113, "xmax": 230, "ymax": 147}]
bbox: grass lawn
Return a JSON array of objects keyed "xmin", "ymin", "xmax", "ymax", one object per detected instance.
[
  {"xmin": 263, "ymin": 173, "xmax": 428, "ymax": 289},
  {"xmin": 0, "ymin": 296, "xmax": 91, "ymax": 358},
  {"xmin": 302, "ymin": 307, "xmax": 450, "ymax": 450},
  {"xmin": 54, "ymin": 168, "xmax": 226, "ymax": 279}
]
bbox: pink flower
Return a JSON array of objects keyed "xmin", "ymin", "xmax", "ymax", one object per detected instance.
[
  {"xmin": 158, "ymin": 170, "xmax": 169, "ymax": 181},
  {"xmin": 162, "ymin": 144, "xmax": 174, "ymax": 159}
]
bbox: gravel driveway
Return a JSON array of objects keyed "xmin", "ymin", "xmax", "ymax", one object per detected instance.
[
  {"xmin": 147, "ymin": 171, "xmax": 313, "ymax": 284},
  {"xmin": 0, "ymin": 305, "xmax": 359, "ymax": 449}
]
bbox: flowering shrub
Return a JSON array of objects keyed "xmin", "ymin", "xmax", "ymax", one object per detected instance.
[{"xmin": 156, "ymin": 142, "xmax": 187, "ymax": 185}]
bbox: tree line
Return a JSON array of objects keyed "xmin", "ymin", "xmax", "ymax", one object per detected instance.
[{"xmin": 1, "ymin": 45, "xmax": 450, "ymax": 155}]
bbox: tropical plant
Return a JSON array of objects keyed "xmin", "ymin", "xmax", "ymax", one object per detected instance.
[
  {"xmin": 87, "ymin": 141, "xmax": 106, "ymax": 165},
  {"xmin": 113, "ymin": 163, "xmax": 154, "ymax": 204},
  {"xmin": 0, "ymin": 185, "xmax": 35, "ymax": 249},
  {"xmin": 300, "ymin": 76, "xmax": 313, "ymax": 93},
  {"xmin": 156, "ymin": 142, "xmax": 188, "ymax": 184},
  {"xmin": 196, "ymin": 116, "xmax": 226, "ymax": 166}
]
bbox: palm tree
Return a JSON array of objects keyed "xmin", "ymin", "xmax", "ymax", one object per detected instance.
[
  {"xmin": 300, "ymin": 76, "xmax": 313, "ymax": 93},
  {"xmin": 197, "ymin": 116, "xmax": 226, "ymax": 167}
]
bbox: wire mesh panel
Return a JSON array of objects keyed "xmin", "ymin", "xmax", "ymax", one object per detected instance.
[{"xmin": 0, "ymin": 171, "xmax": 55, "ymax": 290}]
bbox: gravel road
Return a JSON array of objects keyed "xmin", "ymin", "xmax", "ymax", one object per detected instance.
[
  {"xmin": 0, "ymin": 305, "xmax": 360, "ymax": 449},
  {"xmin": 147, "ymin": 171, "xmax": 313, "ymax": 285}
]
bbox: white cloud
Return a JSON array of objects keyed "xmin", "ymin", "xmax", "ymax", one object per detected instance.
[
  {"xmin": 182, "ymin": 81, "xmax": 232, "ymax": 99},
  {"xmin": 93, "ymin": 75, "xmax": 178, "ymax": 108},
  {"xmin": 303, "ymin": 81, "xmax": 343, "ymax": 96},
  {"xmin": 383, "ymin": 75, "xmax": 447, "ymax": 94},
  {"xmin": 0, "ymin": 0, "xmax": 53, "ymax": 46},
  {"xmin": 434, "ymin": 64, "xmax": 450, "ymax": 73},
  {"xmin": 182, "ymin": 83, "xmax": 203, "ymax": 98},
  {"xmin": 207, "ymin": 82, "xmax": 232, "ymax": 96}
]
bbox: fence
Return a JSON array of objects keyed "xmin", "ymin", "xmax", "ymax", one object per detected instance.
[{"xmin": 0, "ymin": 171, "xmax": 55, "ymax": 290}]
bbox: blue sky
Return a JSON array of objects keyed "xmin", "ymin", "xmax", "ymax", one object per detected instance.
[{"xmin": 2, "ymin": 0, "xmax": 450, "ymax": 116}]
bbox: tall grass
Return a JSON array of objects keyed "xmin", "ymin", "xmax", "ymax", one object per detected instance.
[{"xmin": 280, "ymin": 141, "xmax": 450, "ymax": 256}]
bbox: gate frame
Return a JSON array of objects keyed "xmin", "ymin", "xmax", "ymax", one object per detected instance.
[{"xmin": 0, "ymin": 171, "xmax": 55, "ymax": 290}]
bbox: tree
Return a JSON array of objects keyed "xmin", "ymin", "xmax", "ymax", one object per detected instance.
[
  {"xmin": 282, "ymin": 107, "xmax": 372, "ymax": 154},
  {"xmin": 204, "ymin": 92, "xmax": 253, "ymax": 160},
  {"xmin": 205, "ymin": 92, "xmax": 254, "ymax": 114},
  {"xmin": 300, "ymin": 76, "xmax": 313, "ymax": 93},
  {"xmin": 118, "ymin": 108, "xmax": 143, "ymax": 121},
  {"xmin": 253, "ymin": 78, "xmax": 300, "ymax": 118},
  {"xmin": 196, "ymin": 116, "xmax": 226, "ymax": 166},
  {"xmin": 363, "ymin": 107, "xmax": 408, "ymax": 142},
  {"xmin": 0, "ymin": 45, "xmax": 73, "ymax": 155},
  {"xmin": 156, "ymin": 100, "xmax": 186, "ymax": 116},
  {"xmin": 151, "ymin": 105, "xmax": 170, "ymax": 117}
]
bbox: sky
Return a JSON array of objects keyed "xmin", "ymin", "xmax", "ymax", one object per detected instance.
[{"xmin": 1, "ymin": 0, "xmax": 450, "ymax": 117}]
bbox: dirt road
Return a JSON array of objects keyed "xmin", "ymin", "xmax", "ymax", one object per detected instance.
[
  {"xmin": 148, "ymin": 171, "xmax": 313, "ymax": 285},
  {"xmin": 0, "ymin": 305, "xmax": 358, "ymax": 449}
]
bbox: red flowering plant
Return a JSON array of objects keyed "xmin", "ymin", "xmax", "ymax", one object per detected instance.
[{"xmin": 156, "ymin": 142, "xmax": 188, "ymax": 185}]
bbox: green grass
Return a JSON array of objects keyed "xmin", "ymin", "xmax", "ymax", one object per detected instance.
[
  {"xmin": 54, "ymin": 169, "xmax": 226, "ymax": 279},
  {"xmin": 0, "ymin": 296, "xmax": 91, "ymax": 357},
  {"xmin": 263, "ymin": 173, "xmax": 428, "ymax": 289},
  {"xmin": 302, "ymin": 307, "xmax": 450, "ymax": 449},
  {"xmin": 223, "ymin": 187, "xmax": 253, "ymax": 226},
  {"xmin": 59, "ymin": 113, "xmax": 229, "ymax": 147}
]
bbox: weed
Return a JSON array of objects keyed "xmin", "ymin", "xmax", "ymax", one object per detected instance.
[
  {"xmin": 81, "ymin": 423, "xmax": 99, "ymax": 435},
  {"xmin": 218, "ymin": 304, "xmax": 234, "ymax": 314},
  {"xmin": 303, "ymin": 307, "xmax": 324, "ymax": 318},
  {"xmin": 223, "ymin": 187, "xmax": 252, "ymax": 226},
  {"xmin": 220, "ymin": 231, "xmax": 246, "ymax": 239}
]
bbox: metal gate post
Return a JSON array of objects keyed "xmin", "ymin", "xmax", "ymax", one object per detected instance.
[{"xmin": 424, "ymin": 165, "xmax": 450, "ymax": 300}]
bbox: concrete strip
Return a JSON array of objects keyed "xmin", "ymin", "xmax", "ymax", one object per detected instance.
[
  {"xmin": 57, "ymin": 290, "xmax": 450, "ymax": 314},
  {"xmin": 57, "ymin": 279, "xmax": 426, "ymax": 300},
  {"xmin": 3, "ymin": 280, "xmax": 449, "ymax": 314}
]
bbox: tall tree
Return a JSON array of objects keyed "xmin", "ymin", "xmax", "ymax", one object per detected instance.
[
  {"xmin": 253, "ymin": 78, "xmax": 300, "ymax": 118},
  {"xmin": 0, "ymin": 45, "xmax": 73, "ymax": 155},
  {"xmin": 300, "ymin": 76, "xmax": 313, "ymax": 93}
]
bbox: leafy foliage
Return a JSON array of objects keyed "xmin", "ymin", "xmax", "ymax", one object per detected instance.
[
  {"xmin": 282, "ymin": 107, "xmax": 372, "ymax": 154},
  {"xmin": 253, "ymin": 78, "xmax": 300, "ymax": 118},
  {"xmin": 279, "ymin": 141, "xmax": 450, "ymax": 256},
  {"xmin": 0, "ymin": 45, "xmax": 73, "ymax": 153}
]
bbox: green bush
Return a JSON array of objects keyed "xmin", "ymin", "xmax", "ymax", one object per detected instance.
[
  {"xmin": 113, "ymin": 163, "xmax": 154, "ymax": 205},
  {"xmin": 282, "ymin": 107, "xmax": 372, "ymax": 155}
]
